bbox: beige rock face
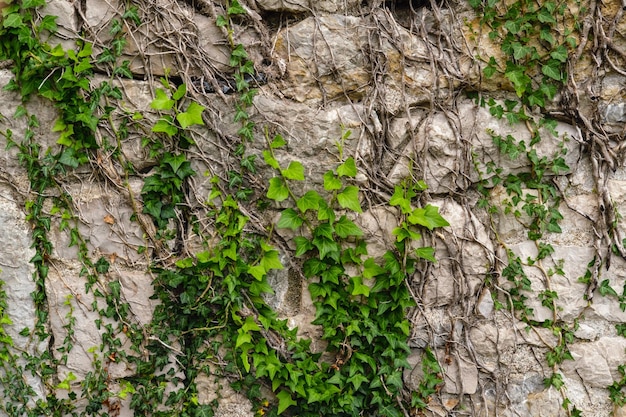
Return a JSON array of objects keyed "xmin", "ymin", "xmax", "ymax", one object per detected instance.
[{"xmin": 4, "ymin": 0, "xmax": 626, "ymax": 416}]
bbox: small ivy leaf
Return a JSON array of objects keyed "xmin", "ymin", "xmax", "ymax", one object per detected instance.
[
  {"xmin": 313, "ymin": 223, "xmax": 335, "ymax": 240},
  {"xmin": 267, "ymin": 177, "xmax": 289, "ymax": 201},
  {"xmin": 164, "ymin": 152, "xmax": 187, "ymax": 174},
  {"xmin": 503, "ymin": 18, "xmax": 523, "ymax": 35},
  {"xmin": 348, "ymin": 374, "xmax": 369, "ymax": 391},
  {"xmin": 505, "ymin": 65, "xmax": 532, "ymax": 97},
  {"xmin": 260, "ymin": 249, "xmax": 283, "ymax": 271},
  {"xmin": 248, "ymin": 265, "xmax": 265, "ymax": 281},
  {"xmin": 550, "ymin": 45, "xmax": 568, "ymax": 63},
  {"xmin": 230, "ymin": 44, "xmax": 248, "ymax": 66},
  {"xmin": 227, "ymin": 0, "xmax": 246, "ymax": 15},
  {"xmin": 334, "ymin": 215, "xmax": 363, "ymax": 238},
  {"xmin": 337, "ymin": 185, "xmax": 363, "ymax": 213},
  {"xmin": 323, "ymin": 171, "xmax": 342, "ymax": 191},
  {"xmin": 172, "ymin": 83, "xmax": 186, "ymax": 101},
  {"xmin": 325, "ymin": 291, "xmax": 341, "ymax": 309},
  {"xmin": 408, "ymin": 205, "xmax": 450, "ymax": 230},
  {"xmin": 363, "ymin": 258, "xmax": 385, "ymax": 278},
  {"xmin": 152, "ymin": 117, "xmax": 178, "ymax": 137},
  {"xmin": 350, "ymin": 276, "xmax": 370, "ymax": 297},
  {"xmin": 392, "ymin": 225, "xmax": 421, "ymax": 243},
  {"xmin": 313, "ymin": 236, "xmax": 339, "ymax": 260},
  {"xmin": 216, "ymin": 14, "xmax": 228, "ymax": 27},
  {"xmin": 281, "ymin": 160, "xmax": 305, "ymax": 181},
  {"xmin": 271, "ymin": 134, "xmax": 286, "ymax": 148},
  {"xmin": 317, "ymin": 200, "xmax": 336, "ymax": 222},
  {"xmin": 3, "ymin": 13, "xmax": 23, "ymax": 28},
  {"xmin": 537, "ymin": 7, "xmax": 556, "ymax": 23},
  {"xmin": 262, "ymin": 150, "xmax": 280, "ymax": 169},
  {"xmin": 294, "ymin": 236, "xmax": 313, "ymax": 257},
  {"xmin": 242, "ymin": 317, "xmax": 260, "ymax": 332},
  {"xmin": 415, "ymin": 247, "xmax": 436, "ymax": 262},
  {"xmin": 177, "ymin": 101, "xmax": 205, "ymax": 129},
  {"xmin": 540, "ymin": 29, "xmax": 556, "ymax": 46},
  {"xmin": 542, "ymin": 61, "xmax": 562, "ymax": 81},
  {"xmin": 58, "ymin": 148, "xmax": 79, "ymax": 168},
  {"xmin": 150, "ymin": 88, "xmax": 175, "ymax": 110},
  {"xmin": 235, "ymin": 330, "xmax": 251, "ymax": 348},
  {"xmin": 337, "ymin": 157, "xmax": 357, "ymax": 177},
  {"xmin": 389, "ymin": 185, "xmax": 412, "ymax": 214},
  {"xmin": 308, "ymin": 282, "xmax": 327, "ymax": 299},
  {"xmin": 277, "ymin": 208, "xmax": 304, "ymax": 230},
  {"xmin": 297, "ymin": 190, "xmax": 322, "ymax": 213},
  {"xmin": 276, "ymin": 390, "xmax": 297, "ymax": 415}
]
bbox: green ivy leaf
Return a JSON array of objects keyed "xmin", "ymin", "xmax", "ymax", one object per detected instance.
[
  {"xmin": 408, "ymin": 205, "xmax": 450, "ymax": 230},
  {"xmin": 216, "ymin": 15, "xmax": 228, "ymax": 27},
  {"xmin": 58, "ymin": 148, "xmax": 79, "ymax": 168},
  {"xmin": 260, "ymin": 249, "xmax": 283, "ymax": 271},
  {"xmin": 173, "ymin": 83, "xmax": 186, "ymax": 101},
  {"xmin": 550, "ymin": 45, "xmax": 568, "ymax": 63},
  {"xmin": 542, "ymin": 61, "xmax": 562, "ymax": 81},
  {"xmin": 323, "ymin": 171, "xmax": 342, "ymax": 191},
  {"xmin": 363, "ymin": 258, "xmax": 385, "ymax": 278},
  {"xmin": 350, "ymin": 276, "xmax": 370, "ymax": 297},
  {"xmin": 248, "ymin": 265, "xmax": 265, "ymax": 281},
  {"xmin": 537, "ymin": 7, "xmax": 556, "ymax": 23},
  {"xmin": 242, "ymin": 316, "xmax": 260, "ymax": 332},
  {"xmin": 281, "ymin": 161, "xmax": 305, "ymax": 181},
  {"xmin": 267, "ymin": 177, "xmax": 289, "ymax": 201},
  {"xmin": 337, "ymin": 157, "xmax": 357, "ymax": 177},
  {"xmin": 152, "ymin": 116, "xmax": 178, "ymax": 136},
  {"xmin": 505, "ymin": 65, "xmax": 532, "ymax": 97},
  {"xmin": 297, "ymin": 190, "xmax": 322, "ymax": 213},
  {"xmin": 389, "ymin": 185, "xmax": 412, "ymax": 214},
  {"xmin": 271, "ymin": 134, "xmax": 286, "ymax": 148},
  {"xmin": 317, "ymin": 201, "xmax": 336, "ymax": 223},
  {"xmin": 276, "ymin": 390, "xmax": 296, "ymax": 415},
  {"xmin": 177, "ymin": 101, "xmax": 205, "ymax": 129},
  {"xmin": 3, "ymin": 13, "xmax": 23, "ymax": 28},
  {"xmin": 163, "ymin": 152, "xmax": 187, "ymax": 174},
  {"xmin": 334, "ymin": 215, "xmax": 363, "ymax": 238},
  {"xmin": 415, "ymin": 247, "xmax": 436, "ymax": 262},
  {"xmin": 227, "ymin": 0, "xmax": 246, "ymax": 15},
  {"xmin": 337, "ymin": 186, "xmax": 362, "ymax": 213},
  {"xmin": 277, "ymin": 208, "xmax": 304, "ymax": 230},
  {"xmin": 294, "ymin": 236, "xmax": 313, "ymax": 257},
  {"xmin": 150, "ymin": 88, "xmax": 175, "ymax": 110},
  {"xmin": 263, "ymin": 150, "xmax": 280, "ymax": 169}
]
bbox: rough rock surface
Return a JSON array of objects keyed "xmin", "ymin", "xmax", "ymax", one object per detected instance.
[{"xmin": 2, "ymin": 0, "xmax": 626, "ymax": 415}]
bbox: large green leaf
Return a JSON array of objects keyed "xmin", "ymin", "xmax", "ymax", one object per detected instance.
[
  {"xmin": 267, "ymin": 177, "xmax": 289, "ymax": 201},
  {"xmin": 281, "ymin": 160, "xmax": 305, "ymax": 181},
  {"xmin": 337, "ymin": 186, "xmax": 362, "ymax": 213},
  {"xmin": 277, "ymin": 208, "xmax": 304, "ymax": 230},
  {"xmin": 407, "ymin": 205, "xmax": 450, "ymax": 230},
  {"xmin": 334, "ymin": 215, "xmax": 363, "ymax": 238},
  {"xmin": 297, "ymin": 190, "xmax": 322, "ymax": 213},
  {"xmin": 337, "ymin": 157, "xmax": 357, "ymax": 177},
  {"xmin": 323, "ymin": 171, "xmax": 342, "ymax": 191},
  {"xmin": 177, "ymin": 101, "xmax": 205, "ymax": 129},
  {"xmin": 277, "ymin": 390, "xmax": 296, "ymax": 415},
  {"xmin": 150, "ymin": 88, "xmax": 174, "ymax": 110}
]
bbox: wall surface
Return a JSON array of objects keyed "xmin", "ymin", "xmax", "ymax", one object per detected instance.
[{"xmin": 2, "ymin": 0, "xmax": 626, "ymax": 416}]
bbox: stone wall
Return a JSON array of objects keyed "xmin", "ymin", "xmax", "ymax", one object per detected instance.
[{"xmin": 2, "ymin": 0, "xmax": 626, "ymax": 416}]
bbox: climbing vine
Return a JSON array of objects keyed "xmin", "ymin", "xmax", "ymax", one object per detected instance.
[{"xmin": 3, "ymin": 0, "xmax": 626, "ymax": 415}]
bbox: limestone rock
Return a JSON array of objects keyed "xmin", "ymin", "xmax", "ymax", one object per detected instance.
[
  {"xmin": 255, "ymin": 0, "xmax": 359, "ymax": 13},
  {"xmin": 0, "ymin": 185, "xmax": 46, "ymax": 402},
  {"xmin": 50, "ymin": 183, "xmax": 147, "ymax": 265},
  {"xmin": 561, "ymin": 337, "xmax": 626, "ymax": 388},
  {"xmin": 274, "ymin": 15, "xmax": 371, "ymax": 103}
]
